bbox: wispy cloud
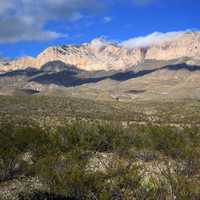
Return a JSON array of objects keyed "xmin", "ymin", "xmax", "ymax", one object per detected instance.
[
  {"xmin": 103, "ymin": 16, "xmax": 112, "ymax": 23},
  {"xmin": 120, "ymin": 31, "xmax": 187, "ymax": 48}
]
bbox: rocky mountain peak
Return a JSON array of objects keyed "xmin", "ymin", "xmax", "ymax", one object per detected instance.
[
  {"xmin": 145, "ymin": 31, "xmax": 200, "ymax": 60},
  {"xmin": 89, "ymin": 38, "xmax": 107, "ymax": 47},
  {"xmin": 1, "ymin": 31, "xmax": 200, "ymax": 73}
]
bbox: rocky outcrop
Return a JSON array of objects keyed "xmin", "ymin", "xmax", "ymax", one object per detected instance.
[
  {"xmin": 1, "ymin": 31, "xmax": 200, "ymax": 72},
  {"xmin": 35, "ymin": 39, "xmax": 143, "ymax": 71},
  {"xmin": 145, "ymin": 32, "xmax": 200, "ymax": 60},
  {"xmin": 0, "ymin": 56, "xmax": 37, "ymax": 73}
]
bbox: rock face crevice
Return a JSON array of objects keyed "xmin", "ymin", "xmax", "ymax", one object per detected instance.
[{"xmin": 1, "ymin": 31, "xmax": 200, "ymax": 73}]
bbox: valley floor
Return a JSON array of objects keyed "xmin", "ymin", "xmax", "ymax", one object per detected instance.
[{"xmin": 0, "ymin": 95, "xmax": 200, "ymax": 126}]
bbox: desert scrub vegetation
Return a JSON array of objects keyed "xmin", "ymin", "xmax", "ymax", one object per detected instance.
[
  {"xmin": 1, "ymin": 95, "xmax": 200, "ymax": 126},
  {"xmin": 0, "ymin": 120, "xmax": 200, "ymax": 200}
]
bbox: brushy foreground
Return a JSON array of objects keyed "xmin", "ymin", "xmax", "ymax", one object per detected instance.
[{"xmin": 0, "ymin": 121, "xmax": 200, "ymax": 200}]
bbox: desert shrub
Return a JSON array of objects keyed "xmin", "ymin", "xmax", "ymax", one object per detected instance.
[
  {"xmin": 0, "ymin": 120, "xmax": 200, "ymax": 199},
  {"xmin": 0, "ymin": 121, "xmax": 59, "ymax": 181},
  {"xmin": 0, "ymin": 122, "xmax": 29, "ymax": 181},
  {"xmin": 56, "ymin": 121, "xmax": 126, "ymax": 153},
  {"xmin": 18, "ymin": 191, "xmax": 71, "ymax": 200},
  {"xmin": 146, "ymin": 126, "xmax": 200, "ymax": 200},
  {"xmin": 35, "ymin": 149, "xmax": 101, "ymax": 199}
]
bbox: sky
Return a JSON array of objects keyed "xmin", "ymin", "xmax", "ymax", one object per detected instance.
[{"xmin": 0, "ymin": 0, "xmax": 200, "ymax": 59}]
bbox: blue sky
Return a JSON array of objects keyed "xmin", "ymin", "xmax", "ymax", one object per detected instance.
[{"xmin": 0, "ymin": 0, "xmax": 200, "ymax": 58}]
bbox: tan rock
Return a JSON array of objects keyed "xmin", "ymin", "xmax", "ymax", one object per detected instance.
[
  {"xmin": 1, "ymin": 31, "xmax": 200, "ymax": 72},
  {"xmin": 35, "ymin": 39, "xmax": 143, "ymax": 71},
  {"xmin": 146, "ymin": 32, "xmax": 200, "ymax": 60}
]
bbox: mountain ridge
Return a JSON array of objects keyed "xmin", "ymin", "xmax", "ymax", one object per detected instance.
[{"xmin": 1, "ymin": 31, "xmax": 200, "ymax": 73}]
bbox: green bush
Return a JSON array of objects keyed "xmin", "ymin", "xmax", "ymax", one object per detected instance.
[{"xmin": 0, "ymin": 121, "xmax": 200, "ymax": 199}]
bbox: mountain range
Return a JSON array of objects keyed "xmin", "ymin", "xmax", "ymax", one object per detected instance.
[{"xmin": 0, "ymin": 31, "xmax": 200, "ymax": 101}]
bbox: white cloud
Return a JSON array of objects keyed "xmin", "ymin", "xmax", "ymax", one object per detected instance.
[
  {"xmin": 120, "ymin": 31, "xmax": 186, "ymax": 48},
  {"xmin": 103, "ymin": 16, "xmax": 112, "ymax": 23},
  {"xmin": 0, "ymin": 0, "xmax": 105, "ymax": 43}
]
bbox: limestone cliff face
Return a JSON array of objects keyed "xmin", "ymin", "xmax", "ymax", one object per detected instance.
[
  {"xmin": 1, "ymin": 31, "xmax": 200, "ymax": 72},
  {"xmin": 10, "ymin": 56, "xmax": 37, "ymax": 70},
  {"xmin": 146, "ymin": 32, "xmax": 200, "ymax": 60},
  {"xmin": 36, "ymin": 39, "xmax": 143, "ymax": 71},
  {"xmin": 0, "ymin": 56, "xmax": 37, "ymax": 73}
]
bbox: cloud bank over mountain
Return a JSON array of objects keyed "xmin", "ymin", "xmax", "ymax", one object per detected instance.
[{"xmin": 120, "ymin": 31, "xmax": 187, "ymax": 48}]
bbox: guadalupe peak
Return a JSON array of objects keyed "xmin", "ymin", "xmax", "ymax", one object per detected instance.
[{"xmin": 1, "ymin": 31, "xmax": 200, "ymax": 72}]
